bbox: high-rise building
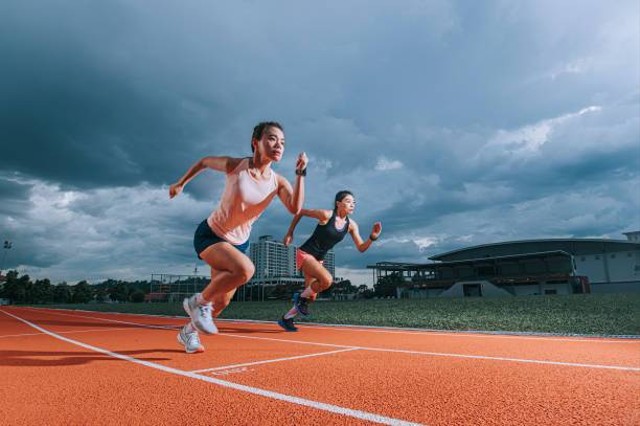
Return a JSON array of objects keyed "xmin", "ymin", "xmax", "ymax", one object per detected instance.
[
  {"xmin": 250, "ymin": 235, "xmax": 298, "ymax": 279},
  {"xmin": 323, "ymin": 250, "xmax": 336, "ymax": 278},
  {"xmin": 248, "ymin": 235, "xmax": 336, "ymax": 284}
]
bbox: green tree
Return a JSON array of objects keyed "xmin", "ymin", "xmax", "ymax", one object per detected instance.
[
  {"xmin": 130, "ymin": 290, "xmax": 145, "ymax": 303},
  {"xmin": 374, "ymin": 272, "xmax": 403, "ymax": 298},
  {"xmin": 53, "ymin": 283, "xmax": 72, "ymax": 303},
  {"xmin": 14, "ymin": 274, "xmax": 31, "ymax": 303},
  {"xmin": 324, "ymin": 279, "xmax": 357, "ymax": 298},
  {"xmin": 109, "ymin": 281, "xmax": 130, "ymax": 302},
  {"xmin": 334, "ymin": 279, "xmax": 356, "ymax": 293},
  {"xmin": 0, "ymin": 270, "xmax": 20, "ymax": 303},
  {"xmin": 357, "ymin": 284, "xmax": 374, "ymax": 299},
  {"xmin": 32, "ymin": 279, "xmax": 53, "ymax": 304},
  {"xmin": 72, "ymin": 281, "xmax": 94, "ymax": 303},
  {"xmin": 95, "ymin": 287, "xmax": 108, "ymax": 303}
]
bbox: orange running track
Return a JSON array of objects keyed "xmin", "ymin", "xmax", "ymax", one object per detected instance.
[{"xmin": 1, "ymin": 306, "xmax": 638, "ymax": 425}]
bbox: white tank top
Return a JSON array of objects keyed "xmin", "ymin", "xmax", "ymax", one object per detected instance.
[{"xmin": 207, "ymin": 158, "xmax": 279, "ymax": 244}]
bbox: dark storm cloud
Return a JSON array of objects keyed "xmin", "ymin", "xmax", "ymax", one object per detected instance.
[
  {"xmin": 0, "ymin": 177, "xmax": 31, "ymax": 215},
  {"xmin": 0, "ymin": 0, "xmax": 246, "ymax": 191},
  {"xmin": 0, "ymin": 0, "xmax": 637, "ymax": 284}
]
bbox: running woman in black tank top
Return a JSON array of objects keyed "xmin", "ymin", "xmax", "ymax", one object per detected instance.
[{"xmin": 278, "ymin": 190, "xmax": 382, "ymax": 332}]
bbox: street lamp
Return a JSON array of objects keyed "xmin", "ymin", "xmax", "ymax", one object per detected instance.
[
  {"xmin": 192, "ymin": 264, "xmax": 198, "ymax": 295},
  {"xmin": 1, "ymin": 240, "xmax": 12, "ymax": 272}
]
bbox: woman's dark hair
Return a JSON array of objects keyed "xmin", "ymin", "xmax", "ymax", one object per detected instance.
[
  {"xmin": 334, "ymin": 190, "xmax": 354, "ymax": 211},
  {"xmin": 251, "ymin": 121, "xmax": 284, "ymax": 152}
]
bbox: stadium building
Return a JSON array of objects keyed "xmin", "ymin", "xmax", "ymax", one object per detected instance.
[{"xmin": 368, "ymin": 232, "xmax": 640, "ymax": 298}]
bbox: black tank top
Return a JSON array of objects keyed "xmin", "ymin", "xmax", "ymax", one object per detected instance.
[{"xmin": 299, "ymin": 212, "xmax": 350, "ymax": 260}]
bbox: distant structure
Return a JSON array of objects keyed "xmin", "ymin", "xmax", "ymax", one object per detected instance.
[
  {"xmin": 250, "ymin": 235, "xmax": 299, "ymax": 280},
  {"xmin": 148, "ymin": 273, "xmax": 208, "ymax": 302},
  {"xmin": 148, "ymin": 235, "xmax": 338, "ymax": 302},
  {"xmin": 623, "ymin": 231, "xmax": 640, "ymax": 243},
  {"xmin": 368, "ymin": 232, "xmax": 640, "ymax": 298},
  {"xmin": 248, "ymin": 234, "xmax": 336, "ymax": 286}
]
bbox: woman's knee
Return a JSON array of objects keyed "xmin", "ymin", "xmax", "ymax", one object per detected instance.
[
  {"xmin": 312, "ymin": 274, "xmax": 332, "ymax": 292},
  {"xmin": 320, "ymin": 273, "xmax": 333, "ymax": 289},
  {"xmin": 233, "ymin": 262, "xmax": 255, "ymax": 283}
]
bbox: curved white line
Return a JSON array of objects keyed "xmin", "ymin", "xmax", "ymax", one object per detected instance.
[
  {"xmin": 0, "ymin": 309, "xmax": 423, "ymax": 426},
  {"xmin": 11, "ymin": 308, "xmax": 640, "ymax": 372},
  {"xmin": 30, "ymin": 306, "xmax": 639, "ymax": 343},
  {"xmin": 221, "ymin": 333, "xmax": 640, "ymax": 372},
  {"xmin": 191, "ymin": 347, "xmax": 359, "ymax": 373}
]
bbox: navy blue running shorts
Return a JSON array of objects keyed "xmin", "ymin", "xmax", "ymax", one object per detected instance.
[{"xmin": 193, "ymin": 219, "xmax": 249, "ymax": 258}]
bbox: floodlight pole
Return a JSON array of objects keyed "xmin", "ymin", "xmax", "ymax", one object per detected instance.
[
  {"xmin": 192, "ymin": 264, "xmax": 198, "ymax": 294},
  {"xmin": 1, "ymin": 240, "xmax": 12, "ymax": 272}
]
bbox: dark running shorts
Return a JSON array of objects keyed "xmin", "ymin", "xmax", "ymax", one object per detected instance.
[{"xmin": 193, "ymin": 219, "xmax": 249, "ymax": 258}]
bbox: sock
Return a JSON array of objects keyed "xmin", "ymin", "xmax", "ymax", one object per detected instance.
[
  {"xmin": 283, "ymin": 306, "xmax": 298, "ymax": 320},
  {"xmin": 196, "ymin": 293, "xmax": 208, "ymax": 305},
  {"xmin": 184, "ymin": 322, "xmax": 196, "ymax": 334},
  {"xmin": 300, "ymin": 287, "xmax": 315, "ymax": 299}
]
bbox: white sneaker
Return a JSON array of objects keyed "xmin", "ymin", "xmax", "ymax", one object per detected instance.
[
  {"xmin": 177, "ymin": 325, "xmax": 205, "ymax": 354},
  {"xmin": 183, "ymin": 294, "xmax": 218, "ymax": 334}
]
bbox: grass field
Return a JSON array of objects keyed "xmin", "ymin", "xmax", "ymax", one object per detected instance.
[{"xmin": 41, "ymin": 292, "xmax": 640, "ymax": 336}]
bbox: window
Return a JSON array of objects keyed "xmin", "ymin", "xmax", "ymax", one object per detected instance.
[
  {"xmin": 477, "ymin": 266, "xmax": 495, "ymax": 276},
  {"xmin": 463, "ymin": 284, "xmax": 482, "ymax": 297}
]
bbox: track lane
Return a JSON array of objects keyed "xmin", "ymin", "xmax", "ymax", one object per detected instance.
[
  {"xmin": 2, "ymin": 307, "xmax": 638, "ymax": 425},
  {"xmin": 16, "ymin": 307, "xmax": 639, "ymax": 369},
  {"xmin": 216, "ymin": 345, "xmax": 638, "ymax": 425},
  {"xmin": 0, "ymin": 307, "xmax": 421, "ymax": 425}
]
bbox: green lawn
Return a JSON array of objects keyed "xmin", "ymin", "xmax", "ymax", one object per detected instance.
[{"xmin": 42, "ymin": 293, "xmax": 640, "ymax": 336}]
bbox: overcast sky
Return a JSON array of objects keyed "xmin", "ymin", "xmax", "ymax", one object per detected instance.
[{"xmin": 1, "ymin": 0, "xmax": 638, "ymax": 286}]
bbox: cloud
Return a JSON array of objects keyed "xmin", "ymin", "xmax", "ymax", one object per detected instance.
[
  {"xmin": 0, "ymin": 0, "xmax": 638, "ymax": 285},
  {"xmin": 0, "ymin": 173, "xmax": 212, "ymax": 282},
  {"xmin": 375, "ymin": 156, "xmax": 403, "ymax": 171},
  {"xmin": 476, "ymin": 105, "xmax": 603, "ymax": 162}
]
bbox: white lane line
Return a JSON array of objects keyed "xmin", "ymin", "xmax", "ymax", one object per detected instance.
[
  {"xmin": 220, "ymin": 333, "xmax": 640, "ymax": 372},
  {"xmin": 296, "ymin": 325, "xmax": 640, "ymax": 344},
  {"xmin": 11, "ymin": 309, "xmax": 179, "ymax": 330},
  {"xmin": 0, "ymin": 309, "xmax": 423, "ymax": 426},
  {"xmin": 226, "ymin": 333, "xmax": 355, "ymax": 349},
  {"xmin": 191, "ymin": 347, "xmax": 360, "ymax": 374},
  {"xmin": 12, "ymin": 308, "xmax": 640, "ymax": 372},
  {"xmin": 359, "ymin": 346, "xmax": 640, "ymax": 372},
  {"xmin": 215, "ymin": 318, "xmax": 639, "ymax": 344},
  {"xmin": 23, "ymin": 306, "xmax": 638, "ymax": 343},
  {"xmin": 0, "ymin": 327, "xmax": 135, "ymax": 339}
]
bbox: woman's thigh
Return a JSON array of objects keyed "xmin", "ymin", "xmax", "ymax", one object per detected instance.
[
  {"xmin": 300, "ymin": 256, "xmax": 331, "ymax": 283},
  {"xmin": 200, "ymin": 242, "xmax": 254, "ymax": 277}
]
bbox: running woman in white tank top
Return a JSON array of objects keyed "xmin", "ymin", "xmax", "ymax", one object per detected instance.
[{"xmin": 169, "ymin": 122, "xmax": 308, "ymax": 353}]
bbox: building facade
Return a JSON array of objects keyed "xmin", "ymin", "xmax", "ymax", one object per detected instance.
[
  {"xmin": 368, "ymin": 232, "xmax": 640, "ymax": 297},
  {"xmin": 248, "ymin": 235, "xmax": 336, "ymax": 285},
  {"xmin": 250, "ymin": 235, "xmax": 299, "ymax": 279}
]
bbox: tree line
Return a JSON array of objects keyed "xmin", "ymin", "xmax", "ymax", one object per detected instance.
[
  {"xmin": 0, "ymin": 269, "xmax": 405, "ymax": 305},
  {"xmin": 0, "ymin": 270, "xmax": 150, "ymax": 304}
]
